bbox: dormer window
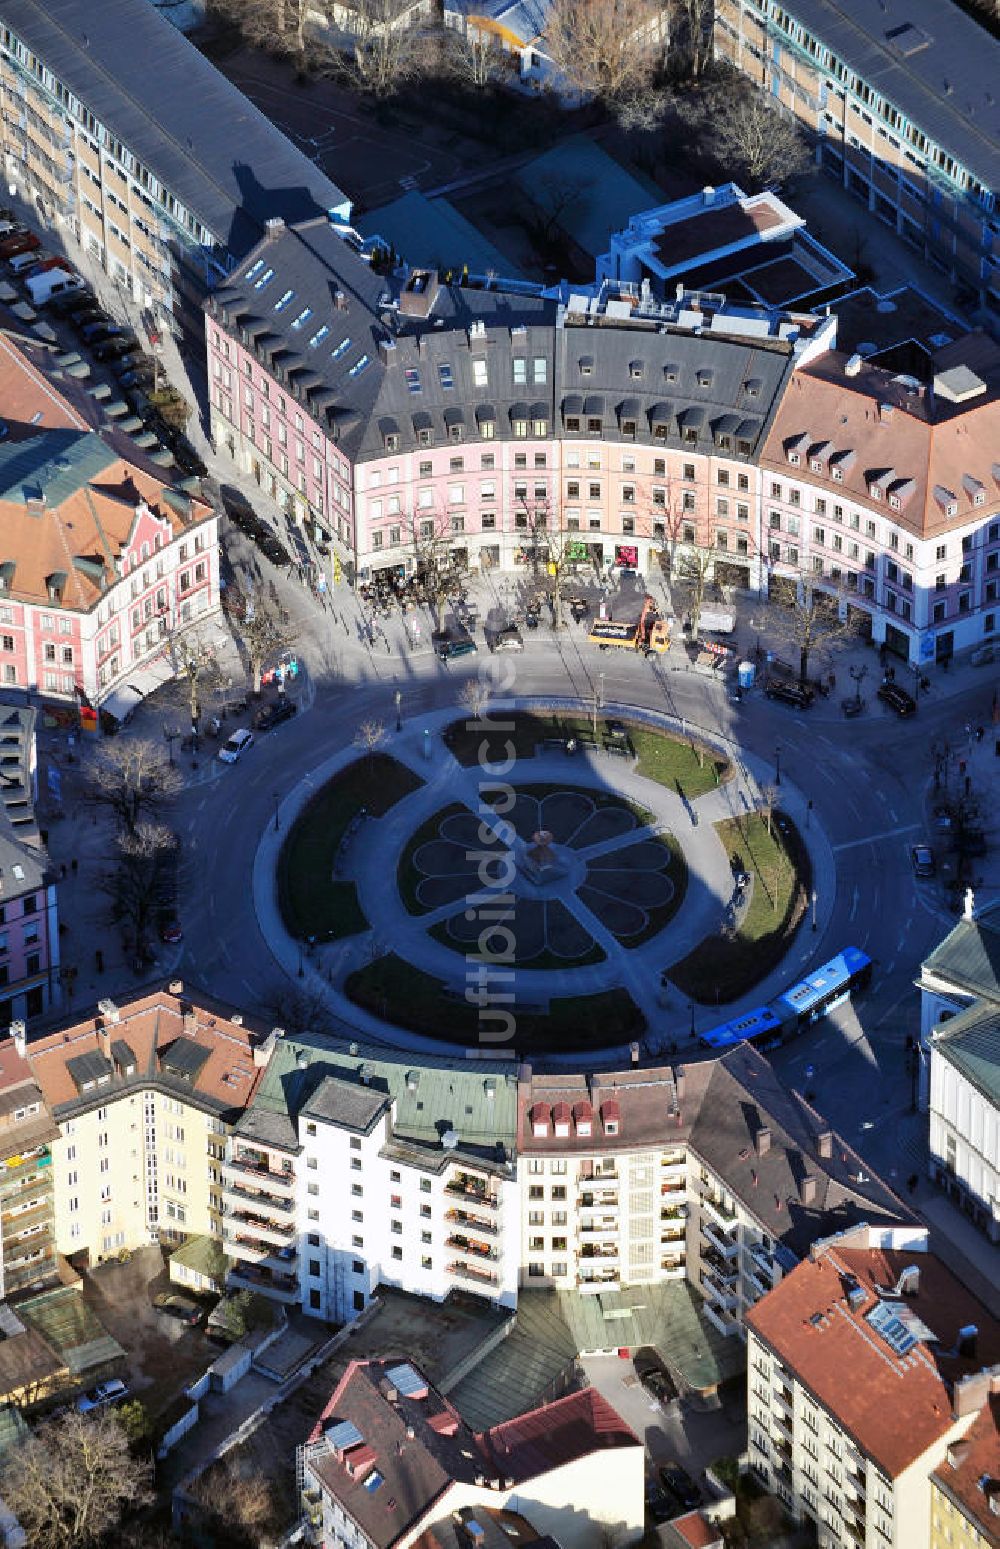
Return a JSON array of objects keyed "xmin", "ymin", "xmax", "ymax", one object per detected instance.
[
  {"xmin": 531, "ymin": 1102, "xmax": 551, "ymax": 1138},
  {"xmin": 385, "ymin": 433, "xmax": 399, "ymax": 452},
  {"xmin": 946, "ymin": 502, "xmax": 957, "ymax": 517},
  {"xmin": 566, "ymin": 416, "xmax": 580, "ymax": 432},
  {"xmin": 418, "ymin": 428, "xmax": 432, "ymax": 446},
  {"xmin": 810, "ymin": 458, "xmax": 823, "ymax": 473},
  {"xmin": 587, "ymin": 418, "xmax": 602, "ymax": 435},
  {"xmin": 622, "ymin": 419, "xmax": 636, "ymax": 438},
  {"xmin": 580, "ymin": 358, "xmax": 593, "ymax": 377},
  {"xmin": 697, "ymin": 370, "xmax": 713, "ymax": 388},
  {"xmin": 832, "ymin": 467, "xmax": 843, "ymax": 482},
  {"xmin": 629, "ymin": 361, "xmax": 644, "ymax": 380},
  {"xmin": 869, "ymin": 484, "xmax": 882, "ymax": 501},
  {"xmin": 789, "ymin": 452, "xmax": 800, "ymax": 466}
]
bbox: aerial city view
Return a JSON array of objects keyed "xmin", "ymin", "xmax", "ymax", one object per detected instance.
[{"xmin": 0, "ymin": 0, "xmax": 996, "ymax": 1543}]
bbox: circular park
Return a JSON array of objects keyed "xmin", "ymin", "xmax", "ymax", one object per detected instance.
[{"xmin": 273, "ymin": 706, "xmax": 813, "ymax": 1055}]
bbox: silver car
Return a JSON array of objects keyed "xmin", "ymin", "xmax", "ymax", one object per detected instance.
[{"xmin": 218, "ymin": 728, "xmax": 254, "ymax": 764}]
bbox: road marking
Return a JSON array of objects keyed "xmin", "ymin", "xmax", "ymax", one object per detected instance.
[
  {"xmin": 832, "ymin": 823, "xmax": 921, "ymax": 852},
  {"xmin": 849, "ymin": 886, "xmax": 860, "ymax": 921}
]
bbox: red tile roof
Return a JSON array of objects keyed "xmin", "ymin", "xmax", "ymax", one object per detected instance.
[
  {"xmin": 931, "ymin": 1393, "xmax": 1000, "ymax": 1541},
  {"xmin": 481, "ymin": 1387, "xmax": 639, "ymax": 1481},
  {"xmin": 747, "ymin": 1244, "xmax": 1000, "ymax": 1478},
  {"xmin": 670, "ymin": 1512, "xmax": 723, "ymax": 1549}
]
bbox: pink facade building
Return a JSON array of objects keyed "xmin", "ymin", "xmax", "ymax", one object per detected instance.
[
  {"xmin": 206, "ymin": 216, "xmax": 1000, "ymax": 666},
  {"xmin": 0, "ymin": 335, "xmax": 220, "ymax": 718}
]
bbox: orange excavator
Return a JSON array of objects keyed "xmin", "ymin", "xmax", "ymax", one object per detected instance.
[{"xmin": 588, "ymin": 595, "xmax": 670, "ymax": 657}]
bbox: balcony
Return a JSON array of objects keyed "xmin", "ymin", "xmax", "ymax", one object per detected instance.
[
  {"xmin": 224, "ymin": 1208, "xmax": 296, "ymax": 1245},
  {"xmin": 772, "ymin": 1384, "xmax": 794, "ymax": 1415},
  {"xmin": 660, "ymin": 1219, "xmax": 685, "ymax": 1241},
  {"xmin": 4, "ymin": 1249, "xmax": 57, "ymax": 1293},
  {"xmin": 445, "ymin": 1207, "xmax": 497, "ymax": 1237},
  {"xmin": 844, "ymin": 1465, "xmax": 866, "ymax": 1498},
  {"xmin": 223, "ymin": 1227, "xmax": 298, "ymax": 1269},
  {"xmin": 702, "ymin": 1192, "xmax": 738, "ymax": 1230},
  {"xmin": 580, "ymin": 1242, "xmax": 619, "ymax": 1262},
  {"xmin": 772, "ymin": 1409, "xmax": 794, "ymax": 1445},
  {"xmin": 445, "ymin": 1173, "xmax": 499, "ymax": 1211},
  {"xmin": 222, "ymin": 1155, "xmax": 295, "ymax": 1197},
  {"xmin": 447, "ymin": 1259, "xmax": 498, "ymax": 1289},
  {"xmin": 0, "ymin": 1147, "xmax": 52, "ymax": 1186},
  {"xmin": 445, "ymin": 1234, "xmax": 498, "ymax": 1263},
  {"xmin": 223, "ymin": 1179, "xmax": 295, "ymax": 1215},
  {"xmin": 703, "ymin": 1300, "xmax": 740, "ymax": 1337},
  {"xmin": 228, "ymin": 1261, "xmax": 299, "ymax": 1303},
  {"xmin": 660, "ymin": 1255, "xmax": 685, "ymax": 1278},
  {"xmin": 702, "ymin": 1219, "xmax": 740, "ymax": 1259},
  {"xmin": 579, "ymin": 1217, "xmax": 619, "ymax": 1238},
  {"xmin": 579, "ymin": 1188, "xmax": 619, "ymax": 1209},
  {"xmin": 701, "ymin": 1269, "xmax": 737, "ymax": 1310},
  {"xmin": 578, "ymin": 1270, "xmax": 619, "ymax": 1293},
  {"xmin": 703, "ymin": 1244, "xmax": 737, "ymax": 1283}
]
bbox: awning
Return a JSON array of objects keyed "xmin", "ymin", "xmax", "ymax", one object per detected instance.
[
  {"xmin": 679, "ymin": 405, "xmax": 704, "ymax": 426},
  {"xmin": 648, "ymin": 401, "xmax": 672, "ymax": 426},
  {"xmin": 475, "ymin": 403, "xmax": 496, "ymax": 422},
  {"xmin": 444, "ymin": 405, "xmax": 465, "ymax": 426},
  {"xmin": 583, "ymin": 395, "xmax": 605, "ymax": 417},
  {"xmin": 712, "ymin": 413, "xmax": 741, "ymax": 435},
  {"xmin": 562, "ymin": 394, "xmax": 583, "ymax": 417},
  {"xmin": 411, "ymin": 409, "xmax": 433, "ymax": 432},
  {"xmin": 99, "ymin": 653, "xmax": 176, "ymax": 724},
  {"xmin": 617, "ymin": 397, "xmax": 641, "ymax": 419},
  {"xmin": 509, "ymin": 402, "xmax": 529, "ymax": 421}
]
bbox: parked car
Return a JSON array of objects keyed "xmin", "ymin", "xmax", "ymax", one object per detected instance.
[
  {"xmin": 633, "ymin": 1345, "xmax": 678, "ymax": 1406},
  {"xmin": 153, "ymin": 1292, "xmax": 204, "ymax": 1326},
  {"xmin": 877, "ymin": 682, "xmax": 917, "ymax": 717},
  {"xmin": 433, "ymin": 631, "xmax": 477, "ymax": 661},
  {"xmin": 158, "ymin": 915, "xmax": 183, "ymax": 944},
  {"xmin": 764, "ymin": 676, "xmax": 814, "ymax": 708},
  {"xmin": 77, "ymin": 1378, "xmax": 128, "ymax": 1413},
  {"xmin": 253, "ymin": 698, "xmax": 297, "ymax": 732},
  {"xmin": 92, "ymin": 338, "xmax": 134, "ymax": 362},
  {"xmin": 911, "ymin": 844, "xmax": 936, "ymax": 878},
  {"xmin": 49, "ymin": 285, "xmax": 93, "ymax": 316},
  {"xmin": 218, "ymin": 728, "xmax": 254, "ymax": 764},
  {"xmin": 0, "ymin": 231, "xmax": 40, "ymax": 260},
  {"xmin": 645, "ymin": 1485, "xmax": 674, "ymax": 1525},
  {"xmin": 659, "ymin": 1463, "xmax": 700, "ymax": 1512},
  {"xmin": 490, "ymin": 624, "xmax": 524, "ymax": 653},
  {"xmin": 970, "ymin": 643, "xmax": 996, "ymax": 667},
  {"xmin": 118, "ymin": 364, "xmax": 156, "ymax": 389}
]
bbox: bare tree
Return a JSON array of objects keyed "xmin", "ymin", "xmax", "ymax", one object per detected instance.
[
  {"xmin": 445, "ymin": 27, "xmax": 511, "ymax": 89},
  {"xmin": 237, "ymin": 594, "xmax": 295, "ymax": 694},
  {"xmin": 766, "ymin": 573, "xmax": 856, "ymax": 682},
  {"xmin": 675, "ymin": 545, "xmax": 714, "ymax": 642},
  {"xmin": 333, "ymin": 0, "xmax": 433, "ymax": 96},
  {"xmin": 670, "ymin": 0, "xmax": 713, "ymax": 79},
  {"xmin": 88, "ymin": 740, "xmax": 182, "ymax": 838},
  {"xmin": 167, "ymin": 631, "xmax": 225, "ymax": 734},
  {"xmin": 406, "ymin": 512, "xmax": 464, "ymax": 632},
  {"xmin": 528, "ymin": 172, "xmax": 589, "ymax": 250},
  {"xmin": 0, "ymin": 1407, "xmax": 153, "ymax": 1548},
  {"xmin": 709, "ymin": 91, "xmax": 811, "ymax": 189},
  {"xmin": 208, "ymin": 0, "xmax": 313, "ymax": 62},
  {"xmin": 460, "ymin": 678, "xmax": 491, "ymax": 721},
  {"xmin": 674, "ymin": 74, "xmax": 811, "ymax": 190},
  {"xmin": 260, "ymin": 979, "xmax": 337, "ymax": 1038},
  {"xmin": 355, "ymin": 719, "xmax": 386, "ymax": 763},
  {"xmin": 105, "ymin": 821, "xmax": 178, "ymax": 957},
  {"xmin": 544, "ymin": 0, "xmax": 664, "ymax": 102}
]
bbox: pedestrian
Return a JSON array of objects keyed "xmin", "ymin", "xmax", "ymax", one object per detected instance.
[
  {"xmin": 976, "ymin": 725, "xmax": 985, "ymax": 742},
  {"xmin": 60, "ymin": 862, "xmax": 67, "ymax": 878},
  {"xmin": 95, "ymin": 948, "xmax": 103, "ymax": 974},
  {"xmin": 965, "ymin": 774, "xmax": 972, "ymax": 796},
  {"xmin": 71, "ymin": 858, "xmax": 78, "ymax": 874},
  {"xmin": 907, "ymin": 1173, "xmax": 918, "ymax": 1194}
]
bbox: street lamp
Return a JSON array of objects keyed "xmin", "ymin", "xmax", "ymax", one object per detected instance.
[
  {"xmin": 775, "ymin": 745, "xmax": 782, "ymax": 786},
  {"xmin": 163, "ymin": 725, "xmax": 177, "ymax": 767},
  {"xmin": 273, "ymin": 790, "xmax": 280, "ymax": 833},
  {"xmin": 811, "ymin": 888, "xmax": 818, "ymax": 932},
  {"xmin": 689, "ymin": 1003, "xmax": 695, "ymax": 1039},
  {"xmin": 395, "ymin": 689, "xmax": 402, "ymax": 733},
  {"xmin": 849, "ymin": 663, "xmax": 868, "ymax": 708},
  {"xmin": 598, "ymin": 672, "xmax": 605, "ymax": 711}
]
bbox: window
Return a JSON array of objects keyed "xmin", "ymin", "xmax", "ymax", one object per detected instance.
[{"xmin": 472, "ymin": 358, "xmax": 487, "ymax": 387}]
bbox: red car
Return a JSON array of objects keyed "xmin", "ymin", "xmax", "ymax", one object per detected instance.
[
  {"xmin": 159, "ymin": 917, "xmax": 183, "ymax": 944},
  {"xmin": 0, "ymin": 232, "xmax": 39, "ymax": 260}
]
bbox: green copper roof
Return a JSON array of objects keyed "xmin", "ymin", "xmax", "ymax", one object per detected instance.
[
  {"xmin": 0, "ymin": 430, "xmax": 118, "ymax": 506},
  {"xmin": 934, "ymin": 1006, "xmax": 1000, "ymax": 1106}
]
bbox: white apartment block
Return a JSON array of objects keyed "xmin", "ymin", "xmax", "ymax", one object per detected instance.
[{"xmin": 746, "ymin": 1227, "xmax": 999, "ymax": 1549}]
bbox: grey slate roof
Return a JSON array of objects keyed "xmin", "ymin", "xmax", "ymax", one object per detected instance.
[
  {"xmin": 922, "ymin": 903, "xmax": 1000, "ymax": 1002},
  {"xmin": 690, "ymin": 1045, "xmax": 912, "ymax": 1260},
  {"xmin": 933, "ymin": 1006, "xmax": 1000, "ymax": 1106},
  {"xmin": 771, "ymin": 0, "xmax": 1000, "ymax": 192},
  {"xmin": 300, "ymin": 1074, "xmax": 390, "ymax": 1133},
  {"xmin": 0, "ymin": 702, "xmax": 41, "ymax": 846},
  {"xmin": 0, "ymin": 0, "xmax": 350, "ymax": 255}
]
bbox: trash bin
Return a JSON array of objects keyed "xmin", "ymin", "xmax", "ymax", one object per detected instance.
[{"xmin": 738, "ymin": 660, "xmax": 756, "ymax": 690}]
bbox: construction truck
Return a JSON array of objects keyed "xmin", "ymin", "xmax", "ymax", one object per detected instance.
[{"xmin": 588, "ymin": 596, "xmax": 670, "ymax": 656}]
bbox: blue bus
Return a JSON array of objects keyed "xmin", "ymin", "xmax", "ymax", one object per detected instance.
[
  {"xmin": 774, "ymin": 947, "xmax": 873, "ymax": 1032},
  {"xmin": 698, "ymin": 946, "xmax": 872, "ymax": 1052},
  {"xmin": 699, "ymin": 1004, "xmax": 783, "ymax": 1052}
]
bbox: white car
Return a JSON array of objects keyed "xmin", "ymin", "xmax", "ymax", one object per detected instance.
[
  {"xmin": 218, "ymin": 728, "xmax": 254, "ymax": 764},
  {"xmin": 77, "ymin": 1378, "xmax": 128, "ymax": 1412}
]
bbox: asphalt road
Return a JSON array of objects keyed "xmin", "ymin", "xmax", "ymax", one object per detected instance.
[{"xmin": 156, "ymin": 515, "xmax": 1000, "ymax": 1270}]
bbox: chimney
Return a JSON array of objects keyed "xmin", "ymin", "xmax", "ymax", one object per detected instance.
[
  {"xmin": 817, "ymin": 1129, "xmax": 833, "ymax": 1159},
  {"xmin": 952, "ymin": 1366, "xmax": 1000, "ymax": 1420},
  {"xmin": 964, "ymin": 887, "xmax": 976, "ymax": 922},
  {"xmin": 702, "ymin": 185, "xmax": 716, "ymax": 206},
  {"xmin": 9, "ymin": 1019, "xmax": 26, "ymax": 1059},
  {"xmin": 168, "ymin": 979, "xmax": 184, "ymax": 996},
  {"xmin": 264, "ymin": 217, "xmax": 285, "ymax": 240},
  {"xmin": 96, "ymin": 1022, "xmax": 112, "ymax": 1060},
  {"xmin": 756, "ymin": 1126, "xmax": 772, "ymax": 1157},
  {"xmin": 182, "ymin": 1006, "xmax": 197, "ymax": 1035},
  {"xmin": 948, "ymin": 1440, "xmax": 971, "ymax": 1469},
  {"xmin": 97, "ymin": 998, "xmax": 121, "ymax": 1025},
  {"xmin": 399, "ymin": 269, "xmax": 440, "ymax": 321},
  {"xmin": 799, "ymin": 1175, "xmax": 818, "ymax": 1206},
  {"xmin": 630, "ymin": 1041, "xmax": 640, "ymax": 1065},
  {"xmin": 958, "ymin": 1325, "xmax": 979, "ymax": 1360},
  {"xmin": 844, "ymin": 353, "xmax": 863, "ymax": 377},
  {"xmin": 675, "ymin": 1067, "xmax": 686, "ymax": 1101}
]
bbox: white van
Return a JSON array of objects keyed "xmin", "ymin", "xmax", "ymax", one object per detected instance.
[{"xmin": 27, "ymin": 269, "xmax": 84, "ymax": 306}]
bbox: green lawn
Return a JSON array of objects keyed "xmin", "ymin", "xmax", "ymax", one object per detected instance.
[
  {"xmin": 345, "ymin": 953, "xmax": 644, "ymax": 1051},
  {"xmin": 603, "ymin": 832, "xmax": 689, "ymax": 947},
  {"xmin": 277, "ymin": 754, "xmax": 423, "ymax": 941},
  {"xmin": 667, "ymin": 811, "xmax": 811, "ymax": 1004},
  {"xmin": 443, "ymin": 712, "xmax": 728, "ymax": 800}
]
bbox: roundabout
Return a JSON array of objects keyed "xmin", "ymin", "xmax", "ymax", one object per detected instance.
[{"xmin": 268, "ymin": 701, "xmax": 817, "ymax": 1057}]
